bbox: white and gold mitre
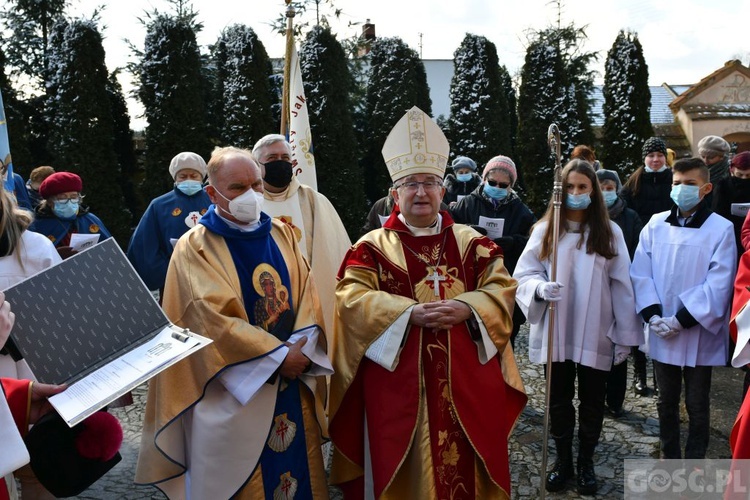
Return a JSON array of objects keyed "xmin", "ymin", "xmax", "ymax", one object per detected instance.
[{"xmin": 381, "ymin": 106, "xmax": 449, "ymax": 183}]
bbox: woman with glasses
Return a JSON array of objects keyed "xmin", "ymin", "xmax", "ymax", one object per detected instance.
[
  {"xmin": 450, "ymin": 155, "xmax": 536, "ymax": 347},
  {"xmin": 29, "ymin": 172, "xmax": 111, "ymax": 260}
]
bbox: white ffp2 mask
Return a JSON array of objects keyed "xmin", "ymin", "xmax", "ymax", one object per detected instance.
[{"xmin": 216, "ymin": 187, "xmax": 264, "ymax": 223}]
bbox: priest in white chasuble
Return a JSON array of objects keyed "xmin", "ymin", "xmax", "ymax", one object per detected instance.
[
  {"xmin": 136, "ymin": 147, "xmax": 332, "ymax": 500},
  {"xmin": 252, "ymin": 134, "xmax": 351, "ymax": 344},
  {"xmin": 329, "ymin": 107, "xmax": 527, "ymax": 499}
]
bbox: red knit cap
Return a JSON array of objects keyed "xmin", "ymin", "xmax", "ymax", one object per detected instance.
[
  {"xmin": 39, "ymin": 172, "xmax": 83, "ymax": 199},
  {"xmin": 732, "ymin": 151, "xmax": 750, "ymax": 171}
]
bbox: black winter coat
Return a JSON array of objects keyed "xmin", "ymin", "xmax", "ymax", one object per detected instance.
[
  {"xmin": 443, "ymin": 173, "xmax": 482, "ymax": 205},
  {"xmin": 607, "ymin": 197, "xmax": 643, "ymax": 260},
  {"xmin": 449, "ymin": 186, "xmax": 536, "ymax": 273},
  {"xmin": 620, "ymin": 168, "xmax": 673, "ymax": 225},
  {"xmin": 712, "ymin": 175, "xmax": 750, "ymax": 259}
]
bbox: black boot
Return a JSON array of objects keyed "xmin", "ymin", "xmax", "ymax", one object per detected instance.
[
  {"xmin": 545, "ymin": 440, "xmax": 574, "ymax": 492},
  {"xmin": 632, "ymin": 348, "xmax": 648, "ymax": 395},
  {"xmin": 577, "ymin": 456, "xmax": 598, "ymax": 495}
]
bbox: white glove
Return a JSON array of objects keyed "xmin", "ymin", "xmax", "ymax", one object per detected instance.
[
  {"xmin": 536, "ymin": 281, "xmax": 564, "ymax": 302},
  {"xmin": 656, "ymin": 316, "xmax": 683, "ymax": 339},
  {"xmin": 613, "ymin": 344, "xmax": 630, "ymax": 366},
  {"xmin": 661, "ymin": 316, "xmax": 684, "ymax": 332},
  {"xmin": 647, "ymin": 315, "xmax": 671, "ymax": 338},
  {"xmin": 651, "ymin": 316, "xmax": 682, "ymax": 339}
]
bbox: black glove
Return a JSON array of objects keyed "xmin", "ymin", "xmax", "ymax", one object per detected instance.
[
  {"xmin": 469, "ymin": 225, "xmax": 488, "ymax": 236},
  {"xmin": 57, "ymin": 245, "xmax": 78, "ymax": 260},
  {"xmin": 493, "ymin": 236, "xmax": 514, "ymax": 251}
]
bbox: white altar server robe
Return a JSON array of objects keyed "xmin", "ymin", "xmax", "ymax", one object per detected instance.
[
  {"xmin": 514, "ymin": 221, "xmax": 643, "ymax": 371},
  {"xmin": 630, "ymin": 209, "xmax": 736, "ymax": 367}
]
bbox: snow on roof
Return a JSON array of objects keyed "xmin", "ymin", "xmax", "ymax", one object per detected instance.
[
  {"xmin": 649, "ymin": 86, "xmax": 677, "ymax": 124},
  {"xmin": 590, "ymin": 85, "xmax": 676, "ymax": 126}
]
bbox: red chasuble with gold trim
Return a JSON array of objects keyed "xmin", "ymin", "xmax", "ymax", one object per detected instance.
[
  {"xmin": 1, "ymin": 378, "xmax": 31, "ymax": 500},
  {"xmin": 0, "ymin": 378, "xmax": 30, "ymax": 435},
  {"xmin": 730, "ymin": 251, "xmax": 750, "ymax": 460},
  {"xmin": 330, "ymin": 211, "xmax": 526, "ymax": 499}
]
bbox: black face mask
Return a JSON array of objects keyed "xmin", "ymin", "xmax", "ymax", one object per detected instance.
[{"xmin": 263, "ymin": 160, "xmax": 294, "ymax": 188}]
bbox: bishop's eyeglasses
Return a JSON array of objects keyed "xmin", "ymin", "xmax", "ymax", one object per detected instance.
[{"xmin": 395, "ymin": 180, "xmax": 442, "ymax": 192}]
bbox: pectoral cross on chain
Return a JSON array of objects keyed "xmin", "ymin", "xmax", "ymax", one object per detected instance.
[{"xmin": 428, "ymin": 267, "xmax": 446, "ymax": 297}]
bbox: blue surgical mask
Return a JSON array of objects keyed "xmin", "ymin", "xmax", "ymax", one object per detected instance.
[
  {"xmin": 176, "ymin": 180, "xmax": 203, "ymax": 196},
  {"xmin": 566, "ymin": 193, "xmax": 591, "ymax": 210},
  {"xmin": 602, "ymin": 191, "xmax": 618, "ymax": 207},
  {"xmin": 670, "ymin": 184, "xmax": 701, "ymax": 212},
  {"xmin": 53, "ymin": 202, "xmax": 79, "ymax": 219},
  {"xmin": 456, "ymin": 173, "xmax": 472, "ymax": 183},
  {"xmin": 484, "ymin": 184, "xmax": 508, "ymax": 201}
]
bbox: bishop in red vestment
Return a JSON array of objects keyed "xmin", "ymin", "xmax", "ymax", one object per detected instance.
[{"xmin": 329, "ymin": 107, "xmax": 526, "ymax": 499}]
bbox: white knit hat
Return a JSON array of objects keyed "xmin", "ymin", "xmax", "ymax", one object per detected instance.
[
  {"xmin": 169, "ymin": 152, "xmax": 207, "ymax": 180},
  {"xmin": 697, "ymin": 135, "xmax": 730, "ymax": 157}
]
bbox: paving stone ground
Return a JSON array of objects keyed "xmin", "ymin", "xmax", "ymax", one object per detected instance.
[{"xmin": 67, "ymin": 324, "xmax": 743, "ymax": 499}]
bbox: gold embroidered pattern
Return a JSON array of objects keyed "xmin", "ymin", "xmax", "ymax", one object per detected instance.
[
  {"xmin": 435, "ymin": 429, "xmax": 469, "ymax": 498},
  {"xmin": 428, "ymin": 336, "xmax": 469, "ymax": 498},
  {"xmin": 475, "ymin": 242, "xmax": 491, "ymax": 259},
  {"xmin": 414, "ymin": 264, "xmax": 464, "ymax": 303},
  {"xmin": 379, "ymin": 264, "xmax": 402, "ymax": 294}
]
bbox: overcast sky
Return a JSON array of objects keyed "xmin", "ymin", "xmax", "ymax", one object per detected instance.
[{"xmin": 67, "ymin": 0, "xmax": 750, "ymax": 128}]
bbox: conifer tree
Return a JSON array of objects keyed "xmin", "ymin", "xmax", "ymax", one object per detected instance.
[
  {"xmin": 362, "ymin": 37, "xmax": 432, "ymax": 204},
  {"xmin": 213, "ymin": 24, "xmax": 276, "ymax": 148},
  {"xmin": 45, "ymin": 19, "xmax": 131, "ymax": 244},
  {"xmin": 601, "ymin": 30, "xmax": 652, "ymax": 176},
  {"xmin": 517, "ymin": 35, "xmax": 566, "ymax": 215},
  {"xmin": 0, "ymin": 0, "xmax": 68, "ymax": 168},
  {"xmin": 107, "ymin": 71, "xmax": 138, "ymax": 224},
  {"xmin": 517, "ymin": 25, "xmax": 596, "ymax": 215},
  {"xmin": 299, "ymin": 26, "xmax": 364, "ymax": 238},
  {"xmin": 134, "ymin": 9, "xmax": 210, "ymax": 202},
  {"xmin": 0, "ymin": 44, "xmax": 31, "ymax": 171},
  {"xmin": 448, "ymin": 34, "xmax": 510, "ymax": 168},
  {"xmin": 500, "ymin": 65, "xmax": 518, "ymax": 162},
  {"xmin": 0, "ymin": 0, "xmax": 67, "ymax": 92},
  {"xmin": 563, "ymin": 27, "xmax": 597, "ymax": 150}
]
